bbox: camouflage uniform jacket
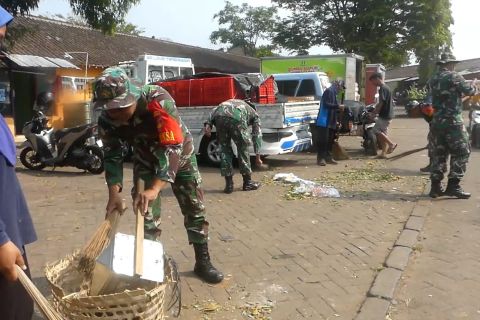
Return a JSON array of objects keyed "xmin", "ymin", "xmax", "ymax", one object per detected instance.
[
  {"xmin": 430, "ymin": 70, "xmax": 476, "ymax": 128},
  {"xmin": 98, "ymin": 85, "xmax": 194, "ymax": 188},
  {"xmin": 206, "ymin": 99, "xmax": 262, "ymax": 153}
]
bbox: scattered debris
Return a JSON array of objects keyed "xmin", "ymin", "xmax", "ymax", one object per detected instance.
[
  {"xmin": 241, "ymin": 301, "xmax": 274, "ymax": 320},
  {"xmin": 273, "ymin": 173, "xmax": 340, "ymax": 199}
]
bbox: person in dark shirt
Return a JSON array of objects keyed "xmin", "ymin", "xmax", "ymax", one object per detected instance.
[
  {"xmin": 369, "ymin": 72, "xmax": 397, "ymax": 158},
  {"xmin": 0, "ymin": 6, "xmax": 37, "ymax": 319}
]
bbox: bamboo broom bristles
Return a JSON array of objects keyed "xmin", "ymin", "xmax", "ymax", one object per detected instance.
[
  {"xmin": 16, "ymin": 265, "xmax": 63, "ymax": 320},
  {"xmin": 78, "ymin": 206, "xmax": 124, "ymax": 273}
]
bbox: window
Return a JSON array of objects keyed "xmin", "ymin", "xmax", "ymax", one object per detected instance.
[
  {"xmin": 148, "ymin": 67, "xmax": 164, "ymax": 83},
  {"xmin": 297, "ymin": 79, "xmax": 316, "ymax": 96},
  {"xmin": 276, "ymin": 80, "xmax": 299, "ymax": 96},
  {"xmin": 164, "ymin": 67, "xmax": 180, "ymax": 79},
  {"xmin": 180, "ymin": 67, "xmax": 194, "ymax": 77}
]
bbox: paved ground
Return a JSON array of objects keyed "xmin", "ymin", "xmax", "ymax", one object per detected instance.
[
  {"xmin": 388, "ymin": 139, "xmax": 480, "ymax": 319},
  {"xmin": 16, "ymin": 113, "xmax": 437, "ymax": 319}
]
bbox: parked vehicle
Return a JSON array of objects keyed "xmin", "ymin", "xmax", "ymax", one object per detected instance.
[
  {"xmin": 357, "ymin": 104, "xmax": 378, "ymax": 156},
  {"xmin": 155, "ymin": 74, "xmax": 322, "ymax": 166},
  {"xmin": 118, "ymin": 54, "xmax": 195, "ymax": 84},
  {"xmin": 273, "ymin": 72, "xmax": 331, "ymax": 101},
  {"xmin": 19, "ymin": 94, "xmax": 104, "ymax": 173},
  {"xmin": 261, "ymin": 54, "xmax": 365, "ymax": 102},
  {"xmin": 176, "ymin": 101, "xmax": 316, "ymax": 165},
  {"xmin": 469, "ymin": 104, "xmax": 480, "ymax": 149}
]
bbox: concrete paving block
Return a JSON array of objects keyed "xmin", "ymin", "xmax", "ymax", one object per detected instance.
[
  {"xmin": 395, "ymin": 229, "xmax": 419, "ymax": 248},
  {"xmin": 368, "ymin": 268, "xmax": 402, "ymax": 300},
  {"xmin": 354, "ymin": 297, "xmax": 391, "ymax": 320},
  {"xmin": 385, "ymin": 246, "xmax": 412, "ymax": 271},
  {"xmin": 411, "ymin": 204, "xmax": 430, "ymax": 217},
  {"xmin": 405, "ymin": 216, "xmax": 425, "ymax": 231}
]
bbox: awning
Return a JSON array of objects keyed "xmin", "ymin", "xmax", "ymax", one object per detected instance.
[{"xmin": 4, "ymin": 53, "xmax": 79, "ymax": 69}]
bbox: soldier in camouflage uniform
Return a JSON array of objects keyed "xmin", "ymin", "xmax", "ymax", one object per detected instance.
[
  {"xmin": 428, "ymin": 53, "xmax": 477, "ymax": 199},
  {"xmin": 93, "ymin": 67, "xmax": 223, "ymax": 283},
  {"xmin": 204, "ymin": 99, "xmax": 262, "ymax": 194}
]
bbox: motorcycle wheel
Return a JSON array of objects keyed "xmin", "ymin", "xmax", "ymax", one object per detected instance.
[
  {"xmin": 365, "ymin": 129, "xmax": 378, "ymax": 156},
  {"xmin": 20, "ymin": 147, "xmax": 46, "ymax": 170},
  {"xmin": 85, "ymin": 146, "xmax": 104, "ymax": 174}
]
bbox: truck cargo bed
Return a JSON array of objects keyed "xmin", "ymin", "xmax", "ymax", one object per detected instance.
[{"xmin": 177, "ymin": 100, "xmax": 320, "ymax": 129}]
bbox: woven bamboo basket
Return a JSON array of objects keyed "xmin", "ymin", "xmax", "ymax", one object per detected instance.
[{"xmin": 45, "ymin": 252, "xmax": 179, "ymax": 320}]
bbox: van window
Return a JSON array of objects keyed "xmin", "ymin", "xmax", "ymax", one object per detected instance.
[
  {"xmin": 297, "ymin": 79, "xmax": 316, "ymax": 96},
  {"xmin": 276, "ymin": 80, "xmax": 299, "ymax": 96}
]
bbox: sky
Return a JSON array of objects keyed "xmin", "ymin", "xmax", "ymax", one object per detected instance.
[{"xmin": 32, "ymin": 0, "xmax": 479, "ymax": 61}]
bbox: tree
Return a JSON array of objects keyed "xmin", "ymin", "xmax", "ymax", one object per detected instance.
[
  {"xmin": 272, "ymin": 0, "xmax": 453, "ymax": 68},
  {"xmin": 405, "ymin": 0, "xmax": 453, "ymax": 84},
  {"xmin": 1, "ymin": 0, "xmax": 140, "ymax": 34},
  {"xmin": 116, "ymin": 22, "xmax": 144, "ymax": 36},
  {"xmin": 210, "ymin": 1, "xmax": 278, "ymax": 57}
]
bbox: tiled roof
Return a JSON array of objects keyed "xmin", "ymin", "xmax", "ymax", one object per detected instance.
[
  {"xmin": 8, "ymin": 15, "xmax": 260, "ymax": 73},
  {"xmin": 386, "ymin": 58, "xmax": 480, "ymax": 81}
]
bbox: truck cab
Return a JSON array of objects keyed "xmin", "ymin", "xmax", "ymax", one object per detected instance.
[
  {"xmin": 118, "ymin": 54, "xmax": 195, "ymax": 84},
  {"xmin": 273, "ymin": 72, "xmax": 331, "ymax": 101}
]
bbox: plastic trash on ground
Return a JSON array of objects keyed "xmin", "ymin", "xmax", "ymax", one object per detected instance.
[{"xmin": 273, "ymin": 173, "xmax": 340, "ymax": 198}]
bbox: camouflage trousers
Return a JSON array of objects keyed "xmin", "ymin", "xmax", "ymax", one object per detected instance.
[
  {"xmin": 215, "ymin": 116, "xmax": 252, "ymax": 177},
  {"xmin": 430, "ymin": 124, "xmax": 470, "ymax": 181},
  {"xmin": 131, "ymin": 154, "xmax": 209, "ymax": 244}
]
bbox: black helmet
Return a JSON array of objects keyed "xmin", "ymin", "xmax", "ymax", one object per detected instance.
[{"xmin": 35, "ymin": 92, "xmax": 54, "ymax": 111}]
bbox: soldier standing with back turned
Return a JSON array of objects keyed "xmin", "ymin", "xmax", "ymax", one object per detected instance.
[
  {"xmin": 428, "ymin": 53, "xmax": 477, "ymax": 199},
  {"xmin": 204, "ymin": 99, "xmax": 262, "ymax": 194}
]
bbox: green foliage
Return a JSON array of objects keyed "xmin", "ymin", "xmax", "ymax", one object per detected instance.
[
  {"xmin": 406, "ymin": 86, "xmax": 428, "ymax": 100},
  {"xmin": 210, "ymin": 1, "xmax": 278, "ymax": 57},
  {"xmin": 0, "ymin": 0, "xmax": 39, "ymax": 15},
  {"xmin": 272, "ymin": 0, "xmax": 453, "ymax": 68},
  {"xmin": 116, "ymin": 22, "xmax": 144, "ymax": 36},
  {"xmin": 406, "ymin": 0, "xmax": 453, "ymax": 84},
  {"xmin": 1, "ymin": 0, "xmax": 140, "ymax": 34}
]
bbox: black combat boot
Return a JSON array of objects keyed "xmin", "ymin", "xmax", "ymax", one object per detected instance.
[
  {"xmin": 429, "ymin": 180, "xmax": 443, "ymax": 198},
  {"xmin": 193, "ymin": 243, "xmax": 224, "ymax": 284},
  {"xmin": 444, "ymin": 178, "xmax": 471, "ymax": 199},
  {"xmin": 242, "ymin": 174, "xmax": 260, "ymax": 191},
  {"xmin": 420, "ymin": 164, "xmax": 431, "ymax": 174},
  {"xmin": 224, "ymin": 176, "xmax": 234, "ymax": 194}
]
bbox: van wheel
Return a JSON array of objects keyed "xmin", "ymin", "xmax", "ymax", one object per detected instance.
[{"xmin": 200, "ymin": 134, "xmax": 222, "ymax": 166}]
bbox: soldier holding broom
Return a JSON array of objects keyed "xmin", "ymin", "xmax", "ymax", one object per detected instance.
[{"xmin": 94, "ymin": 67, "xmax": 223, "ymax": 284}]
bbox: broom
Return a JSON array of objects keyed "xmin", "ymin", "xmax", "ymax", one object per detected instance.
[
  {"xmin": 77, "ymin": 204, "xmax": 125, "ymax": 273},
  {"xmin": 16, "ymin": 265, "xmax": 63, "ymax": 320},
  {"xmin": 387, "ymin": 146, "xmax": 427, "ymax": 161}
]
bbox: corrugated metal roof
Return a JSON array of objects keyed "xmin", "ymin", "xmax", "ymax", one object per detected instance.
[
  {"xmin": 5, "ymin": 53, "xmax": 79, "ymax": 68},
  {"xmin": 8, "ymin": 16, "xmax": 260, "ymax": 73}
]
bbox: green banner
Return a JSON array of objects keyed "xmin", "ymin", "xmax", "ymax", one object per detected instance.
[{"xmin": 261, "ymin": 57, "xmax": 346, "ymax": 81}]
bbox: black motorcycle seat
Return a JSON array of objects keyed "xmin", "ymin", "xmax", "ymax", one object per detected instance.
[{"xmin": 55, "ymin": 125, "xmax": 90, "ymax": 140}]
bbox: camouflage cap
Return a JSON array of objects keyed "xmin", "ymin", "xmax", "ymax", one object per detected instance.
[
  {"xmin": 437, "ymin": 52, "xmax": 459, "ymax": 65},
  {"xmin": 92, "ymin": 67, "xmax": 141, "ymax": 110}
]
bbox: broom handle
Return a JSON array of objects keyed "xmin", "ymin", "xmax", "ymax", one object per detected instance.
[
  {"xmin": 134, "ymin": 179, "xmax": 145, "ymax": 277},
  {"xmin": 15, "ymin": 265, "xmax": 63, "ymax": 320}
]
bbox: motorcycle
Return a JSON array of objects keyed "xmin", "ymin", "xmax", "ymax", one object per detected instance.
[
  {"xmin": 357, "ymin": 104, "xmax": 379, "ymax": 156},
  {"xmin": 19, "ymin": 95, "xmax": 104, "ymax": 174}
]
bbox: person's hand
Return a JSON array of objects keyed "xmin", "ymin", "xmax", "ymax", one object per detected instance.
[
  {"xmin": 255, "ymin": 154, "xmax": 263, "ymax": 166},
  {"xmin": 0, "ymin": 241, "xmax": 26, "ymax": 282},
  {"xmin": 133, "ymin": 188, "xmax": 160, "ymax": 215},
  {"xmin": 106, "ymin": 185, "xmax": 124, "ymax": 216},
  {"xmin": 204, "ymin": 125, "xmax": 212, "ymax": 138}
]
